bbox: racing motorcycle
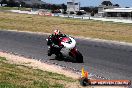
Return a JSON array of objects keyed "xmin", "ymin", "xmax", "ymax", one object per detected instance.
[{"xmin": 46, "ymin": 36, "xmax": 83, "ymax": 63}]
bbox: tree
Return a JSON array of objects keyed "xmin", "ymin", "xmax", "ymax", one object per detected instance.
[
  {"xmin": 76, "ymin": 11, "xmax": 83, "ymax": 15},
  {"xmin": 20, "ymin": 1, "xmax": 26, "ymax": 7},
  {"xmin": 61, "ymin": 3, "xmax": 67, "ymax": 11},
  {"xmin": 0, "ymin": 0, "xmax": 7, "ymax": 6},
  {"xmin": 7, "ymin": 0, "xmax": 19, "ymax": 7},
  {"xmin": 101, "ymin": 1, "xmax": 113, "ymax": 6},
  {"xmin": 51, "ymin": 4, "xmax": 58, "ymax": 10},
  {"xmin": 32, "ymin": 3, "xmax": 40, "ymax": 8},
  {"xmin": 81, "ymin": 7, "xmax": 90, "ymax": 12},
  {"xmin": 70, "ymin": 11, "xmax": 74, "ymax": 14},
  {"xmin": 41, "ymin": 4, "xmax": 47, "ymax": 9},
  {"xmin": 93, "ymin": 7, "xmax": 98, "ymax": 14},
  {"xmin": 114, "ymin": 4, "xmax": 120, "ymax": 7},
  {"xmin": 91, "ymin": 11, "xmax": 94, "ymax": 16}
]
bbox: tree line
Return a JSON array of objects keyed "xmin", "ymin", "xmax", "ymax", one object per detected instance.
[
  {"xmin": 0, "ymin": 0, "xmax": 19, "ymax": 7},
  {"xmin": 0, "ymin": 0, "xmax": 67, "ymax": 9}
]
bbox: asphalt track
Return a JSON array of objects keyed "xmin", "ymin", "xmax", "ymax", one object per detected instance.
[{"xmin": 0, "ymin": 30, "xmax": 132, "ymax": 81}]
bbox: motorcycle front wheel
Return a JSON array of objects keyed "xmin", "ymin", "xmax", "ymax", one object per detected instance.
[
  {"xmin": 70, "ymin": 51, "xmax": 83, "ymax": 63},
  {"xmin": 76, "ymin": 51, "xmax": 83, "ymax": 63}
]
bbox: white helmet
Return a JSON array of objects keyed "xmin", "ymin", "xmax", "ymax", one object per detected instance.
[{"xmin": 54, "ymin": 29, "xmax": 61, "ymax": 35}]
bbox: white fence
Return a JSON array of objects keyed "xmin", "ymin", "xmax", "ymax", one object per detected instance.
[
  {"xmin": 9, "ymin": 10, "xmax": 132, "ymax": 24},
  {"xmin": 53, "ymin": 14, "xmax": 132, "ymax": 24}
]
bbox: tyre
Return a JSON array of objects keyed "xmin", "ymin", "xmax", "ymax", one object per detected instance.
[
  {"xmin": 76, "ymin": 51, "xmax": 83, "ymax": 63},
  {"xmin": 55, "ymin": 52, "xmax": 63, "ymax": 60}
]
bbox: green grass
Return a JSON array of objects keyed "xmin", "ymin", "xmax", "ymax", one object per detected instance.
[
  {"xmin": 0, "ymin": 6, "xmax": 31, "ymax": 11},
  {"xmin": 0, "ymin": 11, "xmax": 132, "ymax": 43},
  {"xmin": 0, "ymin": 57, "xmax": 76, "ymax": 88},
  {"xmin": 0, "ymin": 57, "xmax": 7, "ymax": 61}
]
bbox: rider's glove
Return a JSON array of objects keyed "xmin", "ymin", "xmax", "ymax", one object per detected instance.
[
  {"xmin": 53, "ymin": 45, "xmax": 60, "ymax": 48},
  {"xmin": 60, "ymin": 45, "xmax": 64, "ymax": 49},
  {"xmin": 53, "ymin": 45, "xmax": 64, "ymax": 49}
]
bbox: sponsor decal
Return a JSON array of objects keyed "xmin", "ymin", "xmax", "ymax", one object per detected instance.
[{"xmin": 80, "ymin": 67, "xmax": 131, "ymax": 86}]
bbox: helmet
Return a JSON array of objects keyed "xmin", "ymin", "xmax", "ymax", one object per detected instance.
[{"xmin": 54, "ymin": 29, "xmax": 61, "ymax": 35}]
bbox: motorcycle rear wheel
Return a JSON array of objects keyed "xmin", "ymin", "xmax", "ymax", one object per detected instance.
[{"xmin": 55, "ymin": 52, "xmax": 63, "ymax": 60}]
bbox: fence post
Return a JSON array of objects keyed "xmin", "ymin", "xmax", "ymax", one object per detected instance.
[{"xmin": 82, "ymin": 16, "xmax": 83, "ymax": 19}]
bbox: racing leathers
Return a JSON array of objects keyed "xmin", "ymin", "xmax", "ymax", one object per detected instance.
[{"xmin": 47, "ymin": 34, "xmax": 68, "ymax": 56}]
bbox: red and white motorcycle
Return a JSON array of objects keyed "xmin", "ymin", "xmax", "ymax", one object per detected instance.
[{"xmin": 46, "ymin": 36, "xmax": 83, "ymax": 63}]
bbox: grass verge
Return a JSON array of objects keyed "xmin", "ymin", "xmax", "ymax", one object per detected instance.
[
  {"xmin": 0, "ymin": 6, "xmax": 31, "ymax": 11},
  {"xmin": 0, "ymin": 11, "xmax": 132, "ymax": 42},
  {"xmin": 0, "ymin": 57, "xmax": 77, "ymax": 88}
]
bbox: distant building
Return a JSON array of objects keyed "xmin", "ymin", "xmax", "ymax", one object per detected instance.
[
  {"xmin": 98, "ymin": 0, "xmax": 119, "ymax": 17},
  {"xmin": 67, "ymin": 0, "xmax": 80, "ymax": 13},
  {"xmin": 103, "ymin": 8, "xmax": 132, "ymax": 18},
  {"xmin": 98, "ymin": 5, "xmax": 119, "ymax": 16}
]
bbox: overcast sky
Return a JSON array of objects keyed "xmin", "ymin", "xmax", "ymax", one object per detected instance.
[{"xmin": 43, "ymin": 0, "xmax": 132, "ymax": 7}]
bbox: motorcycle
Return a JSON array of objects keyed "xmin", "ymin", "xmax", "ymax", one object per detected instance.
[{"xmin": 46, "ymin": 36, "xmax": 83, "ymax": 63}]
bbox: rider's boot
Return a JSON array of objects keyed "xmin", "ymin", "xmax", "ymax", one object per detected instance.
[{"xmin": 48, "ymin": 47, "xmax": 52, "ymax": 56}]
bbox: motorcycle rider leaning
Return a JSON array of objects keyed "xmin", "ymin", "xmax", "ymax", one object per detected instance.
[{"xmin": 47, "ymin": 29, "xmax": 68, "ymax": 56}]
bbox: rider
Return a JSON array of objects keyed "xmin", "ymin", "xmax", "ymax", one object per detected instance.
[{"xmin": 47, "ymin": 29, "xmax": 68, "ymax": 56}]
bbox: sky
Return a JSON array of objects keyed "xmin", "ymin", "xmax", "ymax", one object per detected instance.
[{"xmin": 43, "ymin": 0, "xmax": 132, "ymax": 7}]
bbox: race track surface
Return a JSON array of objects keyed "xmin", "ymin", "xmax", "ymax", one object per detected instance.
[{"xmin": 0, "ymin": 30, "xmax": 132, "ymax": 81}]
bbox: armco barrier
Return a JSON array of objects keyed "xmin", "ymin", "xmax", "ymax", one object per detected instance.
[{"xmin": 52, "ymin": 14, "xmax": 132, "ymax": 23}]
